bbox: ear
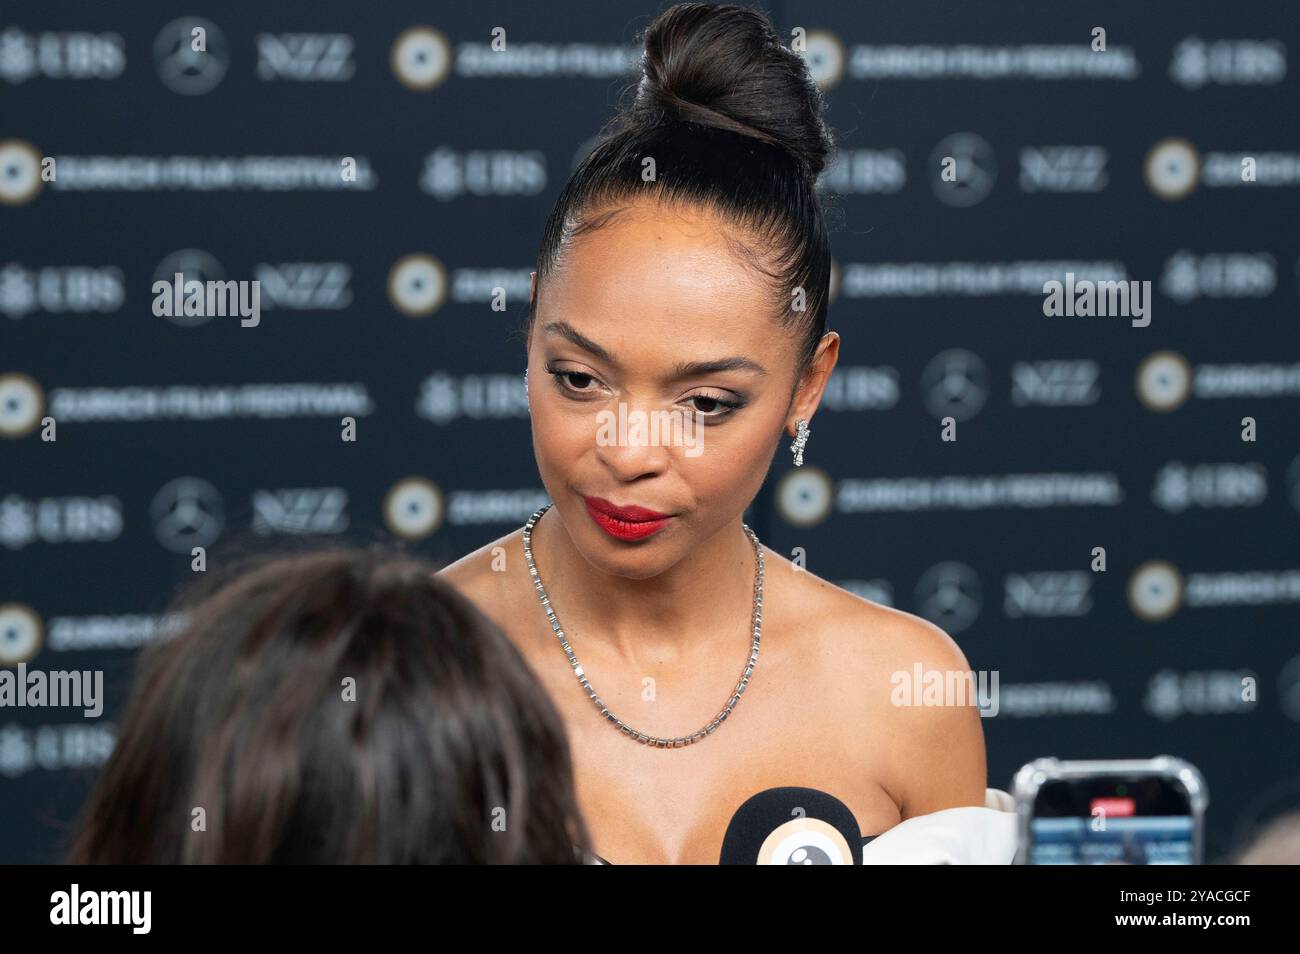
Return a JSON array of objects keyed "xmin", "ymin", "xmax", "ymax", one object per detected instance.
[
  {"xmin": 529, "ymin": 271, "xmax": 537, "ymax": 308},
  {"xmin": 786, "ymin": 332, "xmax": 840, "ymax": 435}
]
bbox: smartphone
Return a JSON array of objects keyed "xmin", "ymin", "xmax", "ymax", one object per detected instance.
[{"xmin": 1012, "ymin": 756, "xmax": 1208, "ymax": 864}]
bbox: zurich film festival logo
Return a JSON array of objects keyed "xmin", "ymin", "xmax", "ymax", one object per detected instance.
[
  {"xmin": 1145, "ymin": 138, "xmax": 1200, "ymax": 200},
  {"xmin": 1136, "ymin": 351, "xmax": 1192, "ymax": 412},
  {"xmin": 776, "ymin": 466, "xmax": 834, "ymax": 528},
  {"xmin": 383, "ymin": 478, "xmax": 444, "ymax": 540},
  {"xmin": 388, "ymin": 254, "xmax": 448, "ymax": 316},
  {"xmin": 0, "ymin": 139, "xmax": 45, "ymax": 205},
  {"xmin": 0, "ymin": 373, "xmax": 45, "ymax": 438},
  {"xmin": 0, "ymin": 603, "xmax": 43, "ymax": 666},
  {"xmin": 390, "ymin": 26, "xmax": 452, "ymax": 90},
  {"xmin": 793, "ymin": 29, "xmax": 846, "ymax": 91},
  {"xmin": 1128, "ymin": 561, "xmax": 1184, "ymax": 622},
  {"xmin": 154, "ymin": 17, "xmax": 228, "ymax": 94}
]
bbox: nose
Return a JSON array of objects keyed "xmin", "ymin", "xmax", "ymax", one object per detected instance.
[{"xmin": 592, "ymin": 399, "xmax": 673, "ymax": 481}]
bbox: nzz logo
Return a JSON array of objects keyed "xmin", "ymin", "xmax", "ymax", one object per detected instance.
[
  {"xmin": 1011, "ymin": 360, "xmax": 1100, "ymax": 407},
  {"xmin": 1004, "ymin": 572, "xmax": 1093, "ymax": 618},
  {"xmin": 256, "ymin": 33, "xmax": 355, "ymax": 81},
  {"xmin": 256, "ymin": 263, "xmax": 352, "ymax": 310},
  {"xmin": 253, "ymin": 488, "xmax": 349, "ymax": 535}
]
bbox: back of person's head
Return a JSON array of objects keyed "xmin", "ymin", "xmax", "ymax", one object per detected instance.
[{"xmin": 68, "ymin": 547, "xmax": 591, "ymax": 863}]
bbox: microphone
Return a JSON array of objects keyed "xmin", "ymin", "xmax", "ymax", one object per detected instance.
[{"xmin": 719, "ymin": 786, "xmax": 863, "ymax": 864}]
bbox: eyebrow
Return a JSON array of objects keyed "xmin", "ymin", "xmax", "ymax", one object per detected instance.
[{"xmin": 542, "ymin": 320, "xmax": 768, "ymax": 379}]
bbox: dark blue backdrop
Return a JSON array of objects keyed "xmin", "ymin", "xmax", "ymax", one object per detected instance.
[{"xmin": 3, "ymin": 0, "xmax": 1298, "ymax": 863}]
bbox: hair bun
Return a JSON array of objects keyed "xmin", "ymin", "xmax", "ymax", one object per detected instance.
[{"xmin": 626, "ymin": 3, "xmax": 834, "ymax": 178}]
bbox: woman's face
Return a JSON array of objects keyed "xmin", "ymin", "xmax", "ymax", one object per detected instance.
[{"xmin": 527, "ymin": 199, "xmax": 837, "ymax": 579}]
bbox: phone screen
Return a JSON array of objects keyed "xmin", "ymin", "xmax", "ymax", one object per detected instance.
[{"xmin": 1029, "ymin": 777, "xmax": 1196, "ymax": 864}]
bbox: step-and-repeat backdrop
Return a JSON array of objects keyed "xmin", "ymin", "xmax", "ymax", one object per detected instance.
[{"xmin": 3, "ymin": 1, "xmax": 1298, "ymax": 862}]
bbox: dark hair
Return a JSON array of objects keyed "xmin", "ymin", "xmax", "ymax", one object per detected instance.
[
  {"xmin": 67, "ymin": 548, "xmax": 592, "ymax": 864},
  {"xmin": 525, "ymin": 2, "xmax": 839, "ymax": 389}
]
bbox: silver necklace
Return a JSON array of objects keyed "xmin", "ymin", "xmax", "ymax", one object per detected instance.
[{"xmin": 522, "ymin": 503, "xmax": 764, "ymax": 747}]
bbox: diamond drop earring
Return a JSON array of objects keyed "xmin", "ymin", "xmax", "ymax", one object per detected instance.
[
  {"xmin": 790, "ymin": 418, "xmax": 809, "ymax": 466},
  {"xmin": 523, "ymin": 367, "xmax": 530, "ymax": 413}
]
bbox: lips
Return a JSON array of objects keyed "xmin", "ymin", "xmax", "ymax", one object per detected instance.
[
  {"xmin": 583, "ymin": 496, "xmax": 669, "ymax": 522},
  {"xmin": 582, "ymin": 495, "xmax": 672, "ymax": 541}
]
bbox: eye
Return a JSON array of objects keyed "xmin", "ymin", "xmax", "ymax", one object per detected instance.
[
  {"xmin": 683, "ymin": 392, "xmax": 745, "ymax": 420},
  {"xmin": 548, "ymin": 368, "xmax": 603, "ymax": 395},
  {"xmin": 546, "ymin": 365, "xmax": 745, "ymax": 421}
]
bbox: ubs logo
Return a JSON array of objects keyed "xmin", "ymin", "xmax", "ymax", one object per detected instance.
[{"xmin": 154, "ymin": 17, "xmax": 229, "ymax": 95}]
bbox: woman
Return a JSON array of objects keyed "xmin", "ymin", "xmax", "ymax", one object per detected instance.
[
  {"xmin": 440, "ymin": 3, "xmax": 986, "ymax": 864},
  {"xmin": 69, "ymin": 548, "xmax": 592, "ymax": 863}
]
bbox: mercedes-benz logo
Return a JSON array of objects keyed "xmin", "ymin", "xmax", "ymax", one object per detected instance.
[
  {"xmin": 915, "ymin": 562, "xmax": 982, "ymax": 635},
  {"xmin": 922, "ymin": 349, "xmax": 988, "ymax": 421},
  {"xmin": 153, "ymin": 249, "xmax": 226, "ymax": 327},
  {"xmin": 151, "ymin": 476, "xmax": 225, "ymax": 553},
  {"xmin": 930, "ymin": 133, "xmax": 997, "ymax": 207},
  {"xmin": 154, "ymin": 17, "xmax": 229, "ymax": 95}
]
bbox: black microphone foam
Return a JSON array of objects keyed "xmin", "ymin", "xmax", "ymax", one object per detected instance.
[{"xmin": 719, "ymin": 786, "xmax": 863, "ymax": 864}]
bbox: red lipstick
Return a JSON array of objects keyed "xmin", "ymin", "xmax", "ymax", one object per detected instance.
[{"xmin": 583, "ymin": 495, "xmax": 672, "ymax": 541}]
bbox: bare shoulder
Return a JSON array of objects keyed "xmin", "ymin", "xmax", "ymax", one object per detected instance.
[
  {"xmin": 434, "ymin": 527, "xmax": 524, "ymax": 616},
  {"xmin": 764, "ymin": 550, "xmax": 970, "ymax": 673},
  {"xmin": 765, "ymin": 551, "xmax": 987, "ymax": 815}
]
